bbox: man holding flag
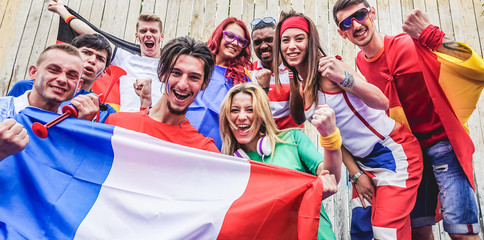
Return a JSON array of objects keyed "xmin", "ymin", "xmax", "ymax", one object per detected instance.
[
  {"xmin": 0, "ymin": 44, "xmax": 99, "ymax": 160},
  {"xmin": 8, "ymin": 34, "xmax": 116, "ymax": 123},
  {"xmin": 333, "ymin": 0, "xmax": 484, "ymax": 239},
  {"xmin": 0, "ymin": 36, "xmax": 326, "ymax": 240}
]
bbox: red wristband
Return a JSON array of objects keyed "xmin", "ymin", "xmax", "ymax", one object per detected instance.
[{"xmin": 418, "ymin": 24, "xmax": 445, "ymax": 51}]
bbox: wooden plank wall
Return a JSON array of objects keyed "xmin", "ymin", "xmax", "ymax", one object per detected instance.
[{"xmin": 0, "ymin": 0, "xmax": 483, "ymax": 239}]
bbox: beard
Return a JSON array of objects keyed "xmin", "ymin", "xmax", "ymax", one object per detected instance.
[{"xmin": 167, "ymin": 101, "xmax": 188, "ymax": 115}]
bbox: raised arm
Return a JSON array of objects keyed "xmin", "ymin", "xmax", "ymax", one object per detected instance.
[
  {"xmin": 318, "ymin": 56, "xmax": 389, "ymax": 110},
  {"xmin": 133, "ymin": 78, "xmax": 153, "ymax": 109},
  {"xmin": 48, "ymin": 0, "xmax": 115, "ymax": 50},
  {"xmin": 254, "ymin": 69, "xmax": 271, "ymax": 94},
  {"xmin": 311, "ymin": 105, "xmax": 342, "ymax": 183},
  {"xmin": 402, "ymin": 9, "xmax": 472, "ymax": 61},
  {"xmin": 0, "ymin": 119, "xmax": 29, "ymax": 161}
]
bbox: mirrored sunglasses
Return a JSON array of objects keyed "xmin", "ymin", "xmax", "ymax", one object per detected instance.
[
  {"xmin": 250, "ymin": 17, "xmax": 276, "ymax": 28},
  {"xmin": 222, "ymin": 30, "xmax": 249, "ymax": 48},
  {"xmin": 338, "ymin": 8, "xmax": 371, "ymax": 31}
]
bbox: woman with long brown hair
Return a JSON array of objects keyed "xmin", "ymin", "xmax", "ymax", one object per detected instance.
[{"xmin": 273, "ymin": 10, "xmax": 423, "ymax": 240}]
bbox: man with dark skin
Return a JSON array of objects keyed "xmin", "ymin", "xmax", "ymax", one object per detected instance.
[{"xmin": 250, "ymin": 17, "xmax": 301, "ymax": 129}]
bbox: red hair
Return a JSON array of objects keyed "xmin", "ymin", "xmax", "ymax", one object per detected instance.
[{"xmin": 207, "ymin": 17, "xmax": 252, "ymax": 85}]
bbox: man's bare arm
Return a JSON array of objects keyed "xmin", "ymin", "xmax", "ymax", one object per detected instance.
[
  {"xmin": 403, "ymin": 9, "xmax": 472, "ymax": 61},
  {"xmin": 48, "ymin": 0, "xmax": 115, "ymax": 50}
]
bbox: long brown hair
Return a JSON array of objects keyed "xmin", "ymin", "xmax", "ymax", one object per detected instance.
[{"xmin": 273, "ymin": 10, "xmax": 328, "ymax": 107}]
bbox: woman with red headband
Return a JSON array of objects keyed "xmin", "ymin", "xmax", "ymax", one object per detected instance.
[
  {"xmin": 186, "ymin": 17, "xmax": 252, "ymax": 150},
  {"xmin": 273, "ymin": 10, "xmax": 423, "ymax": 240}
]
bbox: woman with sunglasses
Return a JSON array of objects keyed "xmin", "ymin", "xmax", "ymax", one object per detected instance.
[
  {"xmin": 186, "ymin": 17, "xmax": 252, "ymax": 150},
  {"xmin": 273, "ymin": 10, "xmax": 423, "ymax": 240},
  {"xmin": 219, "ymin": 82, "xmax": 342, "ymax": 240}
]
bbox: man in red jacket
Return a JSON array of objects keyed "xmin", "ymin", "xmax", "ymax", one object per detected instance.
[{"xmin": 333, "ymin": 0, "xmax": 483, "ymax": 239}]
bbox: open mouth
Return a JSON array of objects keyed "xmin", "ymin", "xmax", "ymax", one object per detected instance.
[
  {"xmin": 353, "ymin": 27, "xmax": 367, "ymax": 38},
  {"xmin": 226, "ymin": 45, "xmax": 238, "ymax": 53},
  {"xmin": 173, "ymin": 90, "xmax": 190, "ymax": 101},
  {"xmin": 145, "ymin": 41, "xmax": 155, "ymax": 48},
  {"xmin": 236, "ymin": 124, "xmax": 251, "ymax": 132},
  {"xmin": 49, "ymin": 84, "xmax": 67, "ymax": 93},
  {"xmin": 260, "ymin": 50, "xmax": 271, "ymax": 58},
  {"xmin": 84, "ymin": 66, "xmax": 94, "ymax": 74}
]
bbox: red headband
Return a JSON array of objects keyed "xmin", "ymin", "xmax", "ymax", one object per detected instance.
[{"xmin": 280, "ymin": 16, "xmax": 309, "ymax": 36}]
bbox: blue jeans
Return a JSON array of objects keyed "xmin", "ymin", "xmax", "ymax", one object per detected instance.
[{"xmin": 410, "ymin": 140, "xmax": 479, "ymax": 234}]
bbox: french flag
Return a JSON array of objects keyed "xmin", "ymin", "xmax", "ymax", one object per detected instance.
[{"xmin": 0, "ymin": 107, "xmax": 323, "ymax": 239}]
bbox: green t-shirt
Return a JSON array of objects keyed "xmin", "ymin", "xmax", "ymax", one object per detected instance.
[
  {"xmin": 246, "ymin": 129, "xmax": 336, "ymax": 240},
  {"xmin": 246, "ymin": 129, "xmax": 322, "ymax": 174}
]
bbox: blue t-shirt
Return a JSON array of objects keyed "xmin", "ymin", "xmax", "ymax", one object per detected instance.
[
  {"xmin": 186, "ymin": 65, "xmax": 251, "ymax": 150},
  {"xmin": 7, "ymin": 79, "xmax": 34, "ymax": 97},
  {"xmin": 0, "ymin": 96, "xmax": 15, "ymax": 122}
]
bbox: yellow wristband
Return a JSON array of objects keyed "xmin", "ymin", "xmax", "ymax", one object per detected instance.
[{"xmin": 319, "ymin": 128, "xmax": 342, "ymax": 150}]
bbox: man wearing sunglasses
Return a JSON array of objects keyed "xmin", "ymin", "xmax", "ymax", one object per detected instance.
[
  {"xmin": 249, "ymin": 17, "xmax": 301, "ymax": 129},
  {"xmin": 333, "ymin": 0, "xmax": 483, "ymax": 240}
]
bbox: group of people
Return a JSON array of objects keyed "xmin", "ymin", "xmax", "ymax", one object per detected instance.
[{"xmin": 0, "ymin": 0, "xmax": 483, "ymax": 239}]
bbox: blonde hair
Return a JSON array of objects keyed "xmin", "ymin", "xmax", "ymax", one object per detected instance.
[
  {"xmin": 137, "ymin": 13, "xmax": 163, "ymax": 32},
  {"xmin": 220, "ymin": 82, "xmax": 290, "ymax": 157}
]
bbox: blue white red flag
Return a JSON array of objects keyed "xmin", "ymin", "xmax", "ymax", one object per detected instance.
[{"xmin": 0, "ymin": 107, "xmax": 323, "ymax": 239}]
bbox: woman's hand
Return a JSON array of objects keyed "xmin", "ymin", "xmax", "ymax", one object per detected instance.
[
  {"xmin": 353, "ymin": 173, "xmax": 375, "ymax": 209},
  {"xmin": 311, "ymin": 105, "xmax": 337, "ymax": 136},
  {"xmin": 318, "ymin": 56, "xmax": 345, "ymax": 84},
  {"xmin": 319, "ymin": 170, "xmax": 338, "ymax": 200}
]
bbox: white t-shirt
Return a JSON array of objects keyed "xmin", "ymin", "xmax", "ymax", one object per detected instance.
[
  {"xmin": 112, "ymin": 47, "xmax": 162, "ymax": 112},
  {"xmin": 305, "ymin": 91, "xmax": 395, "ymax": 158},
  {"xmin": 250, "ymin": 61, "xmax": 299, "ymax": 129}
]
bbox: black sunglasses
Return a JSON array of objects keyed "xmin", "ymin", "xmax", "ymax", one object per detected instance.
[{"xmin": 338, "ymin": 8, "xmax": 371, "ymax": 31}]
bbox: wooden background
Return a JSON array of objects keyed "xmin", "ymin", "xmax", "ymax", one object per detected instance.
[{"xmin": 0, "ymin": 0, "xmax": 483, "ymax": 239}]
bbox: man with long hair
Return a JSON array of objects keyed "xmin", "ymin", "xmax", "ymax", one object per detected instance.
[{"xmin": 105, "ymin": 36, "xmax": 218, "ymax": 153}]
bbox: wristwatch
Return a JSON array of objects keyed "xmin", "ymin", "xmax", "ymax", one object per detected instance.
[{"xmin": 350, "ymin": 171, "xmax": 364, "ymax": 184}]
